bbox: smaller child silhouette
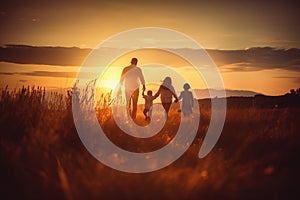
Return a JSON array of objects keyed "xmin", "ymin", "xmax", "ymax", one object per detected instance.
[
  {"xmin": 142, "ymin": 90, "xmax": 156, "ymax": 120},
  {"xmin": 178, "ymin": 83, "xmax": 194, "ymax": 116}
]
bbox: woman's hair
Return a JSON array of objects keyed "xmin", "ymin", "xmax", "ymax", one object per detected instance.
[{"xmin": 162, "ymin": 76, "xmax": 172, "ymax": 87}]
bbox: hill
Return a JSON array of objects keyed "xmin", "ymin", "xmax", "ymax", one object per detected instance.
[{"xmin": 193, "ymin": 88, "xmax": 261, "ymax": 99}]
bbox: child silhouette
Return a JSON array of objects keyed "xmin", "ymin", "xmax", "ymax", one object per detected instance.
[
  {"xmin": 142, "ymin": 90, "xmax": 155, "ymax": 120},
  {"xmin": 178, "ymin": 83, "xmax": 194, "ymax": 116}
]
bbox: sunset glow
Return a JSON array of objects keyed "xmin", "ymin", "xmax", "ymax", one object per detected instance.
[
  {"xmin": 0, "ymin": 0, "xmax": 299, "ymax": 95},
  {"xmin": 1, "ymin": 1, "xmax": 300, "ymax": 199}
]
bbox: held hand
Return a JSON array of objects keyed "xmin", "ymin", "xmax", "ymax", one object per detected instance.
[
  {"xmin": 117, "ymin": 87, "xmax": 122, "ymax": 96},
  {"xmin": 117, "ymin": 82, "xmax": 122, "ymax": 91},
  {"xmin": 174, "ymin": 99, "xmax": 179, "ymax": 103}
]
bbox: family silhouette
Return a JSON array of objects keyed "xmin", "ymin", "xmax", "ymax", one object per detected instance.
[{"xmin": 119, "ymin": 58, "xmax": 194, "ymax": 120}]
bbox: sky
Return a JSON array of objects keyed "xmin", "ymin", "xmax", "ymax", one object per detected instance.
[{"xmin": 0, "ymin": 0, "xmax": 299, "ymax": 95}]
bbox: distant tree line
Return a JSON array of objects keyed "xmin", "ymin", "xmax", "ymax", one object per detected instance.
[{"xmin": 288, "ymin": 88, "xmax": 300, "ymax": 96}]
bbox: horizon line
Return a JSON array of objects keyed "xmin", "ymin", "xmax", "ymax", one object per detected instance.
[{"xmin": 2, "ymin": 43, "xmax": 300, "ymax": 51}]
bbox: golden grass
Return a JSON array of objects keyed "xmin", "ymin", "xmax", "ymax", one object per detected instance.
[{"xmin": 1, "ymin": 86, "xmax": 299, "ymax": 199}]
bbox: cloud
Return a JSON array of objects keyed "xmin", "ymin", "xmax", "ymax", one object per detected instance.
[
  {"xmin": 218, "ymin": 62, "xmax": 260, "ymax": 72},
  {"xmin": 0, "ymin": 70, "xmax": 97, "ymax": 79},
  {"xmin": 207, "ymin": 47, "xmax": 300, "ymax": 72},
  {"xmin": 1, "ymin": 45, "xmax": 300, "ymax": 72},
  {"xmin": 0, "ymin": 71, "xmax": 78, "ymax": 78},
  {"xmin": 273, "ymin": 76, "xmax": 300, "ymax": 83},
  {"xmin": 255, "ymin": 37, "xmax": 300, "ymax": 44},
  {"xmin": 0, "ymin": 45, "xmax": 91, "ymax": 66},
  {"xmin": 167, "ymin": 47, "xmax": 300, "ymax": 72}
]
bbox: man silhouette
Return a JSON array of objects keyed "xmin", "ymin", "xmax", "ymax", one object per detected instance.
[{"xmin": 120, "ymin": 58, "xmax": 146, "ymax": 119}]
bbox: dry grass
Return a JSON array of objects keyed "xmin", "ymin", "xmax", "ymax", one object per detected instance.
[{"xmin": 1, "ymin": 85, "xmax": 299, "ymax": 200}]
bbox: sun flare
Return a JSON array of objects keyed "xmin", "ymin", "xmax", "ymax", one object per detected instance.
[{"xmin": 98, "ymin": 79, "xmax": 120, "ymax": 90}]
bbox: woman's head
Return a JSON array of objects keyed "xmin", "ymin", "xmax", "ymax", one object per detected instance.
[{"xmin": 162, "ymin": 76, "xmax": 172, "ymax": 87}]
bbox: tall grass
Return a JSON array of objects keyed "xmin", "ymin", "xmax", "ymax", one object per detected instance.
[{"xmin": 1, "ymin": 85, "xmax": 299, "ymax": 200}]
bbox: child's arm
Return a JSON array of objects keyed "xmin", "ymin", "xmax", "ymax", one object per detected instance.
[
  {"xmin": 175, "ymin": 93, "xmax": 181, "ymax": 103},
  {"xmin": 172, "ymin": 90, "xmax": 179, "ymax": 102},
  {"xmin": 178, "ymin": 92, "xmax": 182, "ymax": 101}
]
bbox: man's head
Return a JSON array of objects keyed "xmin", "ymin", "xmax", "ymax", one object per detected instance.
[{"xmin": 131, "ymin": 58, "xmax": 138, "ymax": 65}]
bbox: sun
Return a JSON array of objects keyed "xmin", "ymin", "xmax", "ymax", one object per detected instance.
[
  {"xmin": 98, "ymin": 79, "xmax": 120, "ymax": 90},
  {"xmin": 96, "ymin": 66, "xmax": 122, "ymax": 90}
]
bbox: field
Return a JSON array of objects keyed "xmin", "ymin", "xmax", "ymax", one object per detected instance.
[{"xmin": 1, "ymin": 86, "xmax": 300, "ymax": 200}]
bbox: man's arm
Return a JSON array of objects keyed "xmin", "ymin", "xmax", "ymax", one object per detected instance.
[
  {"xmin": 120, "ymin": 67, "xmax": 127, "ymax": 84},
  {"xmin": 138, "ymin": 68, "xmax": 146, "ymax": 91}
]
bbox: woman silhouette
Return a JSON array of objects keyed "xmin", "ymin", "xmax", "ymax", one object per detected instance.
[{"xmin": 154, "ymin": 77, "xmax": 178, "ymax": 117}]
